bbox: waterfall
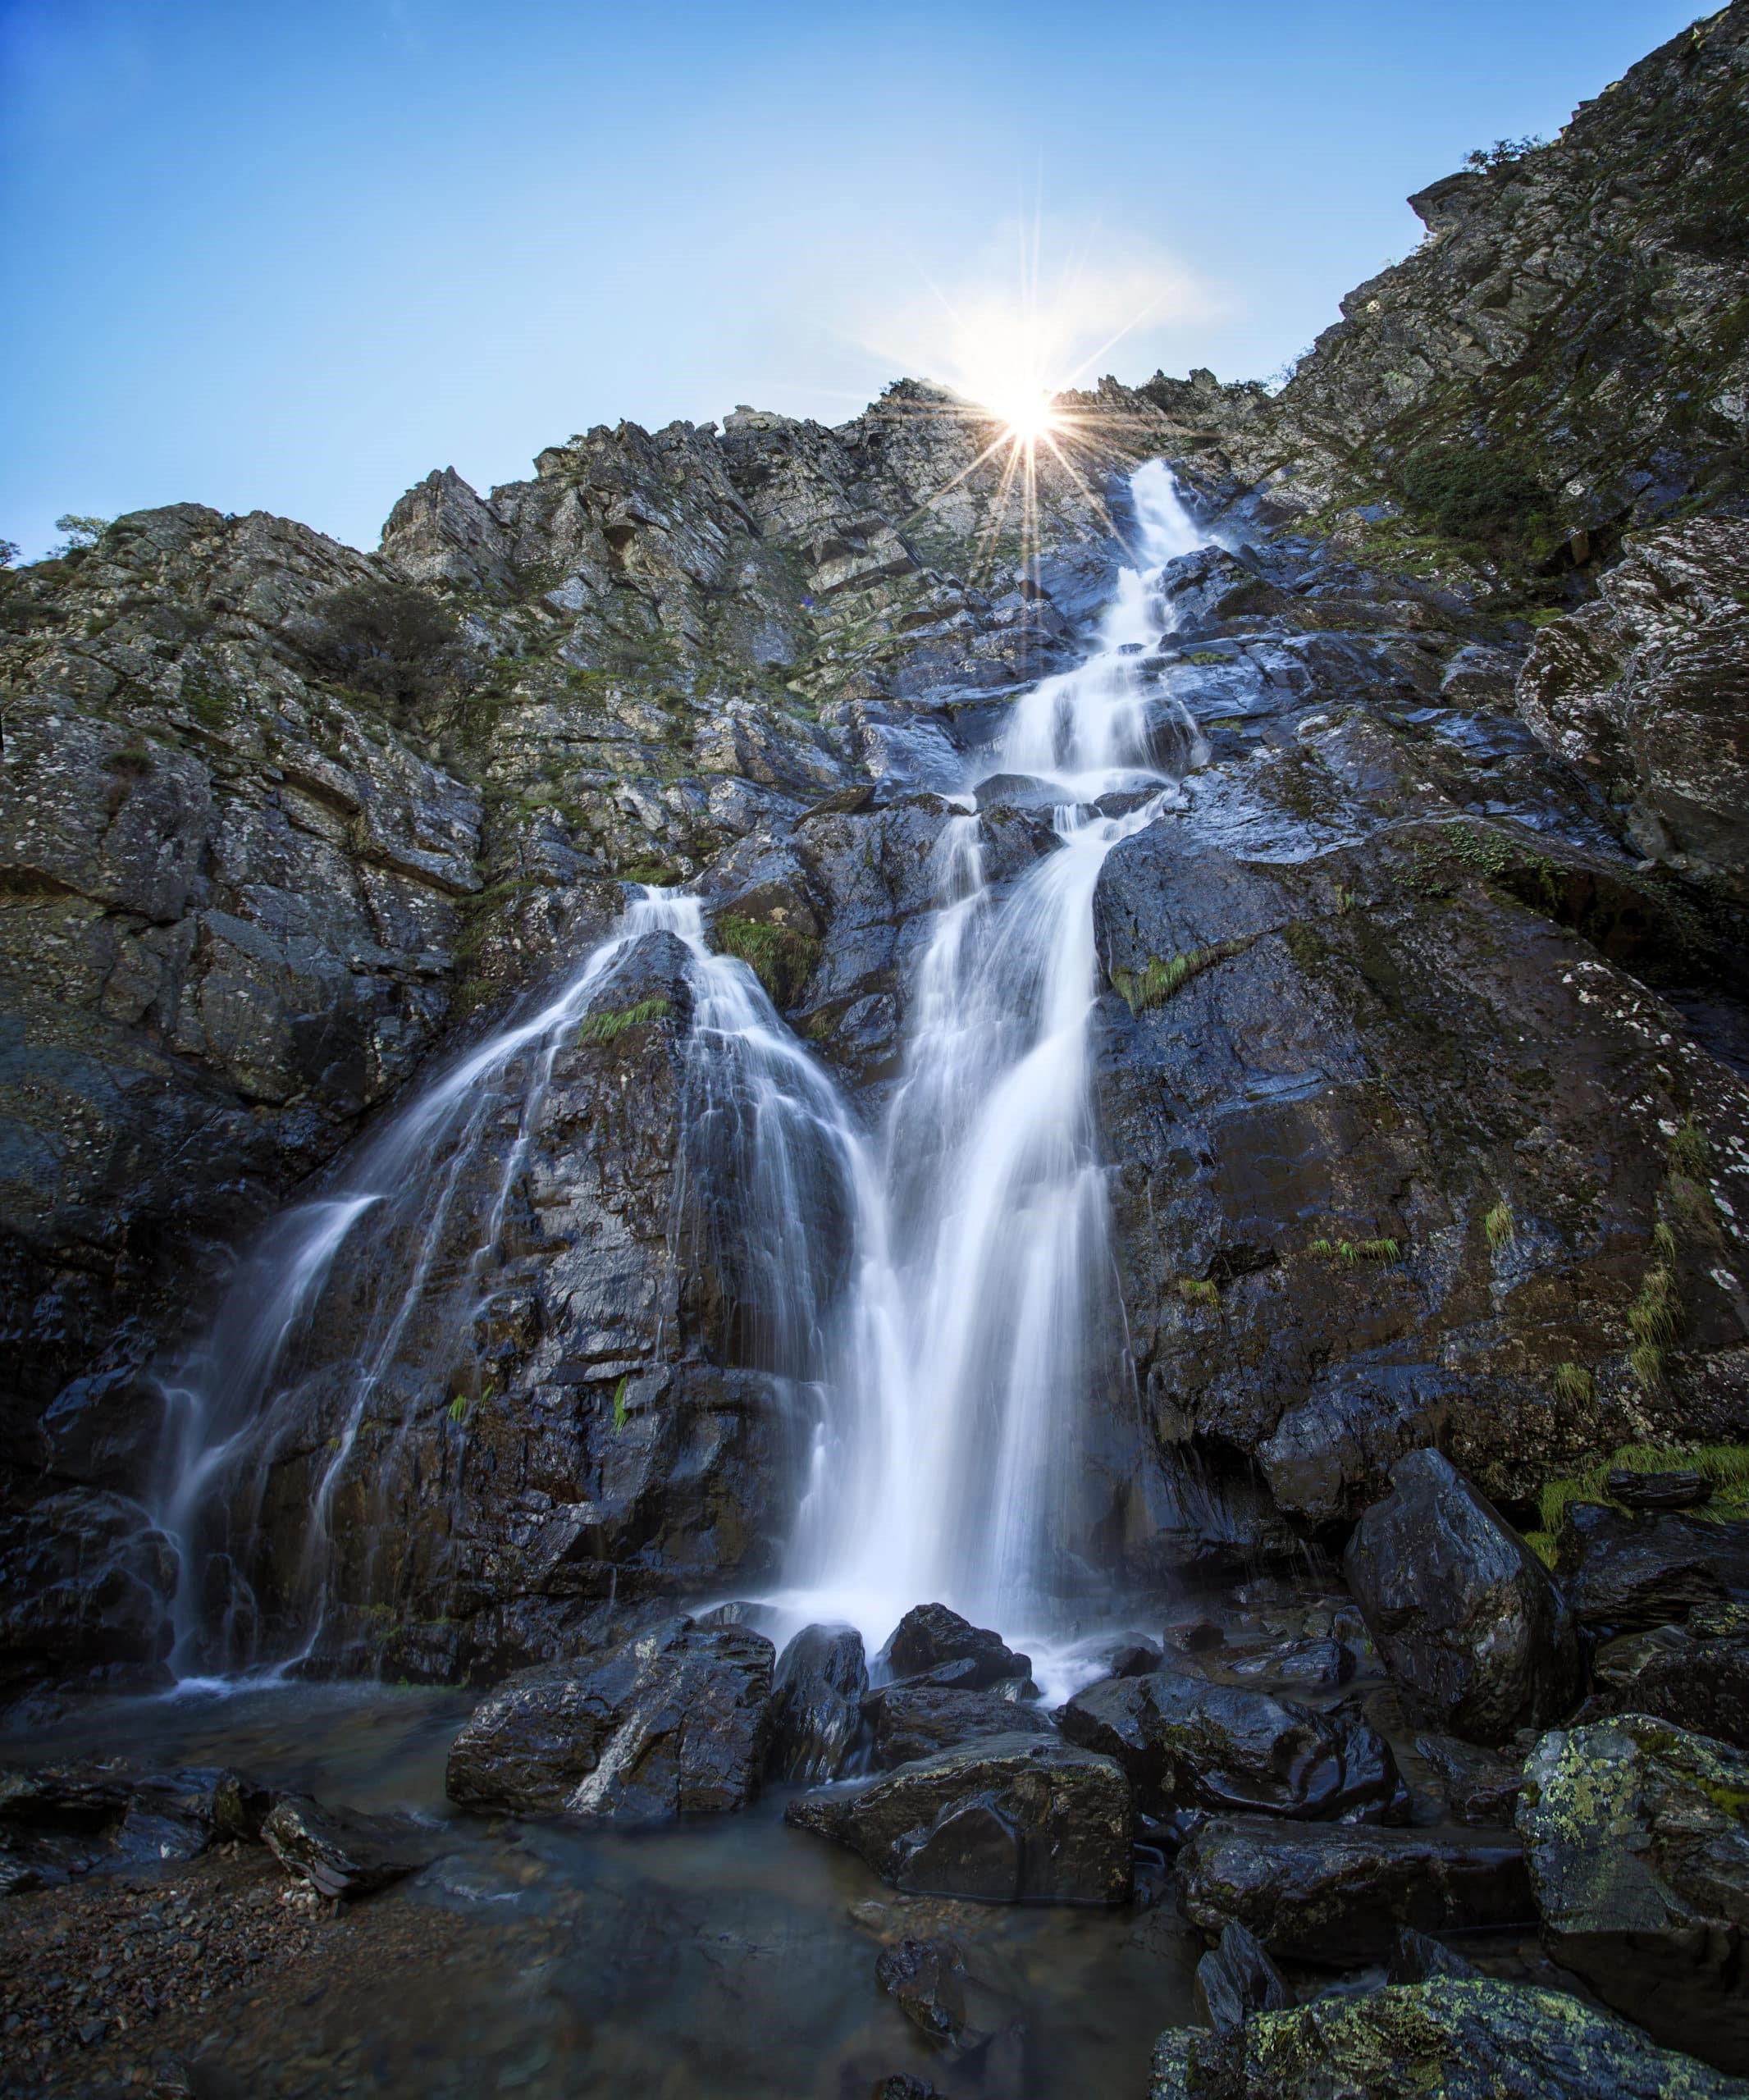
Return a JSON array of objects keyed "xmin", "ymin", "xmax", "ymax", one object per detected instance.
[
  {"xmin": 782, "ymin": 459, "xmax": 1212, "ymax": 1637},
  {"xmin": 154, "ymin": 459, "xmax": 1212, "ymax": 1680}
]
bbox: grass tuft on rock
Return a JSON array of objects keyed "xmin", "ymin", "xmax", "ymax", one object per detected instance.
[
  {"xmin": 1110, "ymin": 938, "xmax": 1253, "ymax": 1015},
  {"xmin": 577, "ymin": 998, "xmax": 670, "ymax": 1047},
  {"xmin": 1550, "ymin": 1362, "xmax": 1594, "ymax": 1405},
  {"xmin": 1484, "ymin": 1199, "xmax": 1514, "ymax": 1250},
  {"xmin": 1176, "ymin": 1277, "xmax": 1220, "ymax": 1309},
  {"xmin": 1528, "ymin": 1440, "xmax": 1749, "ymax": 1564},
  {"xmin": 714, "ymin": 914, "xmax": 821, "ymax": 1007}
]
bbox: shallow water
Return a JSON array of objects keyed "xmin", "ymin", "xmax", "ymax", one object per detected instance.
[{"xmin": 10, "ymin": 1683, "xmax": 1199, "ymax": 2098}]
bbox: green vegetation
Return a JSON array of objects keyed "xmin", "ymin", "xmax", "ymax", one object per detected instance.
[
  {"xmin": 714, "ymin": 914, "xmax": 820, "ymax": 1006},
  {"xmin": 1176, "ymin": 1277, "xmax": 1220, "ymax": 1310},
  {"xmin": 1111, "ymin": 938, "xmax": 1250, "ymax": 1015},
  {"xmin": 1395, "ymin": 444, "xmax": 1550, "ymax": 544},
  {"xmin": 577, "ymin": 997, "xmax": 670, "ymax": 1047},
  {"xmin": 1464, "ymin": 135, "xmax": 1547, "ymax": 170},
  {"xmin": 1181, "ymin": 650, "xmax": 1227, "ymax": 667},
  {"xmin": 612, "ymin": 1376, "xmax": 628, "ymax": 1433},
  {"xmin": 1308, "ymin": 1235, "xmax": 1401, "ymax": 1265},
  {"xmin": 52, "ymin": 513, "xmax": 110, "ymax": 556},
  {"xmin": 304, "ymin": 577, "xmax": 469, "ymax": 712},
  {"xmin": 1484, "ymin": 1198, "xmax": 1515, "ymax": 1251},
  {"xmin": 1525, "ymin": 1441, "xmax": 1749, "ymax": 1566},
  {"xmin": 1551, "ymin": 1362, "xmax": 1595, "ymax": 1406}
]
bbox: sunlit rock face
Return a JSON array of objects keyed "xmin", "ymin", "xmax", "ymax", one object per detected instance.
[{"xmin": 3, "ymin": 1, "xmax": 1749, "ymax": 1700}]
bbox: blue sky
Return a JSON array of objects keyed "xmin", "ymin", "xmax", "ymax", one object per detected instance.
[{"xmin": 2, "ymin": 1, "xmax": 1702, "ymax": 559}]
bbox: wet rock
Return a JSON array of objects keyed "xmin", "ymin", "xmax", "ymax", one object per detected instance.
[
  {"xmin": 1107, "ymin": 1638, "xmax": 1166, "ymax": 1677},
  {"xmin": 766, "ymin": 1623, "xmax": 868, "ymax": 1783},
  {"xmin": 1517, "ymin": 1714, "xmax": 1749, "ymax": 2072},
  {"xmin": 1555, "ymin": 1504, "xmax": 1749, "ymax": 1639},
  {"xmin": 1194, "ymin": 1920, "xmax": 1288, "ymax": 2032},
  {"xmin": 445, "ymin": 1617, "xmax": 775, "ymax": 1822},
  {"xmin": 1163, "ymin": 1619, "xmax": 1225, "ymax": 1657},
  {"xmin": 1057, "ymin": 1671, "xmax": 1405, "ymax": 1822},
  {"xmin": 1177, "ymin": 1815, "xmax": 1533, "ymax": 1961},
  {"xmin": 1606, "ymin": 1469, "xmax": 1714, "ymax": 1513},
  {"xmin": 1414, "ymin": 1734, "xmax": 1524, "ymax": 1827},
  {"xmin": 865, "ymin": 1681, "xmax": 1054, "ymax": 1769},
  {"xmin": 1584, "ymin": 1608, "xmax": 1749, "ymax": 1749},
  {"xmin": 784, "ymin": 1733, "xmax": 1131, "ymax": 1905},
  {"xmin": 261, "ymin": 1794, "xmax": 435, "ymax": 1901},
  {"xmin": 1388, "ymin": 1924, "xmax": 1477, "ymax": 1983},
  {"xmin": 870, "ymin": 2079, "xmax": 946, "ymax": 2100},
  {"xmin": 1150, "ymin": 1978, "xmax": 1746, "ymax": 2100},
  {"xmin": 876, "ymin": 1604, "xmax": 1032, "ymax": 1691},
  {"xmin": 1217, "ymin": 1637, "xmax": 1354, "ymax": 1692},
  {"xmin": 875, "ymin": 1936, "xmax": 973, "ymax": 2046},
  {"xmin": 1344, "ymin": 1450, "xmax": 1581, "ymax": 1743},
  {"xmin": 0, "ymin": 1761, "xmax": 269, "ymax": 1882}
]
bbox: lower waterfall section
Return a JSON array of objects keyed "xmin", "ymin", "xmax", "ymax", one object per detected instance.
[{"xmin": 153, "ymin": 458, "xmax": 1213, "ymax": 1679}]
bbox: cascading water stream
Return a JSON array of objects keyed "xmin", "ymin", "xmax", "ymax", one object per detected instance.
[
  {"xmin": 156, "ymin": 458, "xmax": 1213, "ymax": 1682},
  {"xmin": 781, "ymin": 459, "xmax": 1212, "ymax": 1640}
]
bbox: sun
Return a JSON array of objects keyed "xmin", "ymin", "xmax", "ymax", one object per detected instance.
[{"xmin": 998, "ymin": 394, "xmax": 1060, "ymax": 444}]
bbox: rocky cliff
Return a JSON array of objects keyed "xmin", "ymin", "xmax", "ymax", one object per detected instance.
[{"xmin": 3, "ymin": 3, "xmax": 1748, "ymax": 1697}]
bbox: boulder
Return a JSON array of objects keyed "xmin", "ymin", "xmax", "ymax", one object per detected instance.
[
  {"xmin": 1388, "ymin": 1925, "xmax": 1478, "ymax": 1983},
  {"xmin": 1517, "ymin": 1714, "xmax": 1749, "ymax": 2073},
  {"xmin": 1177, "ymin": 1815, "xmax": 1534, "ymax": 1961},
  {"xmin": 1414, "ymin": 1733, "xmax": 1525, "ymax": 1826},
  {"xmin": 1058, "ymin": 1671, "xmax": 1405, "ymax": 1822},
  {"xmin": 1606, "ymin": 1469, "xmax": 1713, "ymax": 1513},
  {"xmin": 767, "ymin": 1623, "xmax": 868, "ymax": 1783},
  {"xmin": 875, "ymin": 1604, "xmax": 1032, "ymax": 1690},
  {"xmin": 1344, "ymin": 1449, "xmax": 1581, "ymax": 1742},
  {"xmin": 261, "ymin": 1795, "xmax": 436, "ymax": 1901},
  {"xmin": 865, "ymin": 1681, "xmax": 1054, "ymax": 1769},
  {"xmin": 1217, "ymin": 1637, "xmax": 1355, "ymax": 1692},
  {"xmin": 784, "ymin": 1734, "xmax": 1131, "ymax": 1905},
  {"xmin": 1555, "ymin": 1505, "xmax": 1749, "ymax": 1638},
  {"xmin": 1194, "ymin": 1921, "xmax": 1288, "ymax": 2033},
  {"xmin": 1585, "ymin": 1610, "xmax": 1749, "ymax": 1748},
  {"xmin": 445, "ymin": 1617, "xmax": 775, "ymax": 1822},
  {"xmin": 1151, "ymin": 1978, "xmax": 1746, "ymax": 2100},
  {"xmin": 0, "ymin": 1761, "xmax": 270, "ymax": 1883},
  {"xmin": 874, "ymin": 1937, "xmax": 974, "ymax": 2047}
]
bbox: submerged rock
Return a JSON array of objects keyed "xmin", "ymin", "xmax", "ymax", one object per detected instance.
[
  {"xmin": 1344, "ymin": 1450, "xmax": 1581, "ymax": 1743},
  {"xmin": 445, "ymin": 1617, "xmax": 775, "ymax": 1822},
  {"xmin": 261, "ymin": 1795, "xmax": 436, "ymax": 1901},
  {"xmin": 875, "ymin": 1604, "xmax": 1033, "ymax": 1690},
  {"xmin": 1057, "ymin": 1670, "xmax": 1405, "ymax": 1822},
  {"xmin": 875, "ymin": 1937, "xmax": 974, "ymax": 2047},
  {"xmin": 1150, "ymin": 1978, "xmax": 1746, "ymax": 2100},
  {"xmin": 1517, "ymin": 1714, "xmax": 1749, "ymax": 2073},
  {"xmin": 1194, "ymin": 1920, "xmax": 1288, "ymax": 2033},
  {"xmin": 1177, "ymin": 1815, "xmax": 1533, "ymax": 1961},
  {"xmin": 767, "ymin": 1623, "xmax": 868, "ymax": 1783},
  {"xmin": 785, "ymin": 1733, "xmax": 1131, "ymax": 1905}
]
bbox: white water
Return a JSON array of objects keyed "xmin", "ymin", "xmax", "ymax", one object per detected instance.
[
  {"xmin": 156, "ymin": 459, "xmax": 1213, "ymax": 1681},
  {"xmin": 774, "ymin": 459, "xmax": 1211, "ymax": 1650}
]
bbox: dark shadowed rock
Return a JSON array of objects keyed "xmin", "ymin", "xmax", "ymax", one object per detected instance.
[
  {"xmin": 1607, "ymin": 1470, "xmax": 1714, "ymax": 1512},
  {"xmin": 875, "ymin": 1937, "xmax": 973, "ymax": 2046},
  {"xmin": 1058, "ymin": 1670, "xmax": 1404, "ymax": 1822},
  {"xmin": 767, "ymin": 1623, "xmax": 867, "ymax": 1783},
  {"xmin": 1414, "ymin": 1733, "xmax": 1524, "ymax": 1827},
  {"xmin": 1178, "ymin": 1815, "xmax": 1534, "ymax": 1962},
  {"xmin": 865, "ymin": 1680, "xmax": 1054, "ymax": 1769},
  {"xmin": 1555, "ymin": 1505, "xmax": 1749, "ymax": 1638},
  {"xmin": 876, "ymin": 1604, "xmax": 1032, "ymax": 1690},
  {"xmin": 871, "ymin": 2079, "xmax": 947, "ymax": 2100},
  {"xmin": 1584, "ymin": 1608, "xmax": 1749, "ymax": 1749},
  {"xmin": 1388, "ymin": 1925, "xmax": 1478, "ymax": 1984},
  {"xmin": 1150, "ymin": 1978, "xmax": 1746, "ymax": 2100},
  {"xmin": 445, "ymin": 1617, "xmax": 775, "ymax": 1822},
  {"xmin": 1518, "ymin": 1715, "xmax": 1749, "ymax": 2073},
  {"xmin": 261, "ymin": 1794, "xmax": 436, "ymax": 1900},
  {"xmin": 0, "ymin": 1761, "xmax": 271, "ymax": 1883},
  {"xmin": 785, "ymin": 1734, "xmax": 1130, "ymax": 1905},
  {"xmin": 1217, "ymin": 1637, "xmax": 1354, "ymax": 1692},
  {"xmin": 1344, "ymin": 1450, "xmax": 1581, "ymax": 1742},
  {"xmin": 1194, "ymin": 1920, "xmax": 1288, "ymax": 2032}
]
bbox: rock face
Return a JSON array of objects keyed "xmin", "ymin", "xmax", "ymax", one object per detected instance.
[
  {"xmin": 1517, "ymin": 1715, "xmax": 1749, "ymax": 2072},
  {"xmin": 445, "ymin": 1617, "xmax": 775, "ymax": 1822},
  {"xmin": 1344, "ymin": 1451, "xmax": 1582, "ymax": 1742},
  {"xmin": 1058, "ymin": 1669, "xmax": 1404, "ymax": 1822},
  {"xmin": 1518, "ymin": 519, "xmax": 1749, "ymax": 898},
  {"xmin": 1151, "ymin": 1978, "xmax": 1747, "ymax": 2100},
  {"xmin": 1177, "ymin": 1816, "xmax": 1534, "ymax": 1962},
  {"xmin": 784, "ymin": 1735, "xmax": 1132, "ymax": 1906}
]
